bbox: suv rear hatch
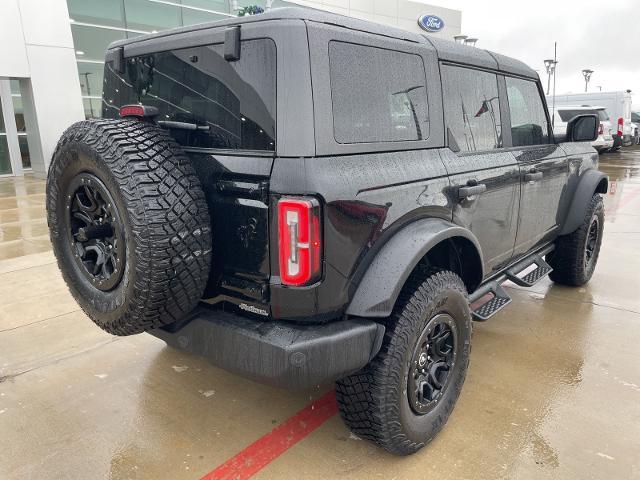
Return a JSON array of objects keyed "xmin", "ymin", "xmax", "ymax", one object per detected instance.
[{"xmin": 102, "ymin": 37, "xmax": 277, "ymax": 311}]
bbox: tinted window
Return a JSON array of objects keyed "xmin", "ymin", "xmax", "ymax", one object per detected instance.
[
  {"xmin": 441, "ymin": 65, "xmax": 502, "ymax": 152},
  {"xmin": 506, "ymin": 77, "xmax": 550, "ymax": 146},
  {"xmin": 329, "ymin": 41, "xmax": 429, "ymax": 144},
  {"xmin": 632, "ymin": 112, "xmax": 640, "ymax": 123},
  {"xmin": 103, "ymin": 39, "xmax": 276, "ymax": 151},
  {"xmin": 597, "ymin": 110, "xmax": 609, "ymax": 121}
]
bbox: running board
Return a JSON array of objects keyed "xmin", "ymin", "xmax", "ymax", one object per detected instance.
[
  {"xmin": 468, "ymin": 244, "xmax": 554, "ymax": 322},
  {"xmin": 470, "ymin": 283, "xmax": 512, "ymax": 321},
  {"xmin": 505, "ymin": 254, "xmax": 553, "ymax": 287}
]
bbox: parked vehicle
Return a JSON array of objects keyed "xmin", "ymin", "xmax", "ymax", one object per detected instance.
[
  {"xmin": 550, "ymin": 105, "xmax": 614, "ymax": 152},
  {"xmin": 46, "ymin": 8, "xmax": 607, "ymax": 456},
  {"xmin": 547, "ymin": 90, "xmax": 634, "ymax": 147},
  {"xmin": 631, "ymin": 111, "xmax": 640, "ymax": 144}
]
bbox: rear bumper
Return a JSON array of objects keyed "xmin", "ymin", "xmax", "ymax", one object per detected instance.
[
  {"xmin": 593, "ymin": 135, "xmax": 614, "ymax": 150},
  {"xmin": 150, "ymin": 306, "xmax": 385, "ymax": 389}
]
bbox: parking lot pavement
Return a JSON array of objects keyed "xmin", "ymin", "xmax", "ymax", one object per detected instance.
[{"xmin": 1, "ymin": 148, "xmax": 640, "ymax": 480}]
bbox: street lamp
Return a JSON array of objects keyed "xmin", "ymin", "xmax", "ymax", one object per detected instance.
[
  {"xmin": 464, "ymin": 37, "xmax": 478, "ymax": 47},
  {"xmin": 582, "ymin": 69, "xmax": 594, "ymax": 93},
  {"xmin": 453, "ymin": 35, "xmax": 467, "ymax": 44},
  {"xmin": 543, "ymin": 59, "xmax": 558, "ymax": 95}
]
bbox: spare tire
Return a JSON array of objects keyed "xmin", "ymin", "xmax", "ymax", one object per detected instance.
[{"xmin": 46, "ymin": 119, "xmax": 212, "ymax": 335}]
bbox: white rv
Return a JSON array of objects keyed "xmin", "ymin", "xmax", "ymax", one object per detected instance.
[{"xmin": 546, "ymin": 90, "xmax": 634, "ymax": 146}]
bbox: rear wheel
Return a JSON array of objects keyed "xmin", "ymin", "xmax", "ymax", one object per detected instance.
[
  {"xmin": 336, "ymin": 269, "xmax": 471, "ymax": 455},
  {"xmin": 548, "ymin": 194, "xmax": 604, "ymax": 286},
  {"xmin": 46, "ymin": 119, "xmax": 212, "ymax": 335}
]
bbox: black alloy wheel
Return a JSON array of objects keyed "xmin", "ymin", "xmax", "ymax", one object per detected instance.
[
  {"xmin": 65, "ymin": 172, "xmax": 126, "ymax": 292},
  {"xmin": 584, "ymin": 216, "xmax": 600, "ymax": 269},
  {"xmin": 408, "ymin": 314, "xmax": 458, "ymax": 415}
]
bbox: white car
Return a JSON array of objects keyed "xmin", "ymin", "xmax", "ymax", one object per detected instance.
[
  {"xmin": 631, "ymin": 111, "xmax": 640, "ymax": 144},
  {"xmin": 551, "ymin": 105, "xmax": 614, "ymax": 152}
]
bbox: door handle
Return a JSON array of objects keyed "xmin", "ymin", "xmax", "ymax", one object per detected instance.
[
  {"xmin": 457, "ymin": 183, "xmax": 487, "ymax": 199},
  {"xmin": 524, "ymin": 170, "xmax": 543, "ymax": 182}
]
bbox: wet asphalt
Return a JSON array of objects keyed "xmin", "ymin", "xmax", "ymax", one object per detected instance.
[{"xmin": 0, "ymin": 147, "xmax": 639, "ymax": 479}]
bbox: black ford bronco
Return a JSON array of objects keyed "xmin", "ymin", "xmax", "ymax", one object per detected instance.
[{"xmin": 46, "ymin": 8, "xmax": 607, "ymax": 455}]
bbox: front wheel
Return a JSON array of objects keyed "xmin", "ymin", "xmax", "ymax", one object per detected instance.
[
  {"xmin": 548, "ymin": 194, "xmax": 604, "ymax": 286},
  {"xmin": 336, "ymin": 269, "xmax": 471, "ymax": 455}
]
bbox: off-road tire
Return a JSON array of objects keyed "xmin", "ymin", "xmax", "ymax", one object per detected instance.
[
  {"xmin": 46, "ymin": 119, "xmax": 212, "ymax": 335},
  {"xmin": 336, "ymin": 269, "xmax": 471, "ymax": 456},
  {"xmin": 548, "ymin": 194, "xmax": 604, "ymax": 286}
]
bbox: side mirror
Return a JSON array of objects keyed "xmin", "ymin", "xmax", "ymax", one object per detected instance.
[{"xmin": 566, "ymin": 114, "xmax": 598, "ymax": 142}]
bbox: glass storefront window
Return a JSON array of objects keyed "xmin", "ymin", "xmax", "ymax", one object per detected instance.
[
  {"xmin": 71, "ymin": 24, "xmax": 125, "ymax": 61},
  {"xmin": 78, "ymin": 63, "xmax": 106, "ymax": 97},
  {"xmin": 68, "ymin": 0, "xmax": 125, "ymax": 28},
  {"xmin": 0, "ymin": 105, "xmax": 10, "ymax": 174},
  {"xmin": 10, "ymin": 80, "xmax": 25, "ymax": 132},
  {"xmin": 17, "ymin": 136, "xmax": 30, "ymax": 169},
  {"xmin": 182, "ymin": 0, "xmax": 229, "ymax": 11},
  {"xmin": 182, "ymin": 8, "xmax": 227, "ymax": 25},
  {"xmin": 123, "ymin": 0, "xmax": 182, "ymax": 33},
  {"xmin": 83, "ymin": 98, "xmax": 103, "ymax": 119},
  {"xmin": 9, "ymin": 80, "xmax": 31, "ymax": 168}
]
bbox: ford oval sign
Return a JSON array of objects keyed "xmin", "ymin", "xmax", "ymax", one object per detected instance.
[{"xmin": 418, "ymin": 14, "xmax": 444, "ymax": 33}]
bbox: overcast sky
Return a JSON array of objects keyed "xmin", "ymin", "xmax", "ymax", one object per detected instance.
[{"xmin": 420, "ymin": 0, "xmax": 640, "ymax": 101}]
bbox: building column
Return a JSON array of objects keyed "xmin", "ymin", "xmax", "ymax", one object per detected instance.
[{"xmin": 0, "ymin": 78, "xmax": 23, "ymax": 176}]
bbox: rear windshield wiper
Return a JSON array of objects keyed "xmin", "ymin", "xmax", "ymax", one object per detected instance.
[{"xmin": 156, "ymin": 120, "xmax": 210, "ymax": 131}]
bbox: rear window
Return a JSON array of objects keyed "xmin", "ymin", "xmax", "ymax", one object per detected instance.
[
  {"xmin": 558, "ymin": 108, "xmax": 608, "ymax": 122},
  {"xmin": 103, "ymin": 39, "xmax": 276, "ymax": 152},
  {"xmin": 328, "ymin": 41, "xmax": 429, "ymax": 144}
]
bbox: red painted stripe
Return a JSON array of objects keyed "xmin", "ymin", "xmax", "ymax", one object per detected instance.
[
  {"xmin": 201, "ymin": 390, "xmax": 338, "ymax": 480},
  {"xmin": 606, "ymin": 186, "xmax": 640, "ymax": 214},
  {"xmin": 200, "ymin": 183, "xmax": 640, "ymax": 480}
]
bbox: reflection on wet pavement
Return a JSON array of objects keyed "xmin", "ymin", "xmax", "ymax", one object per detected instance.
[{"xmin": 1, "ymin": 148, "xmax": 640, "ymax": 480}]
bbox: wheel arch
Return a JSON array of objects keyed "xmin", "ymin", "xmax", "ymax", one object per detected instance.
[
  {"xmin": 346, "ymin": 218, "xmax": 483, "ymax": 318},
  {"xmin": 560, "ymin": 169, "xmax": 608, "ymax": 235}
]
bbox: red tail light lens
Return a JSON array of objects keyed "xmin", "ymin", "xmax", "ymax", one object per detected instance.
[
  {"xmin": 278, "ymin": 198, "xmax": 321, "ymax": 286},
  {"xmin": 617, "ymin": 117, "xmax": 623, "ymax": 136},
  {"xmin": 119, "ymin": 104, "xmax": 159, "ymax": 118},
  {"xmin": 598, "ymin": 123, "xmax": 604, "ymax": 135}
]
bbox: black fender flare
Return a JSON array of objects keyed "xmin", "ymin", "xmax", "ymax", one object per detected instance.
[
  {"xmin": 559, "ymin": 170, "xmax": 608, "ymax": 235},
  {"xmin": 346, "ymin": 218, "xmax": 484, "ymax": 318}
]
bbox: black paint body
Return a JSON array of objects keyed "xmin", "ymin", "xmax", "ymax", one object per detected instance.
[{"xmin": 102, "ymin": 7, "xmax": 605, "ymax": 330}]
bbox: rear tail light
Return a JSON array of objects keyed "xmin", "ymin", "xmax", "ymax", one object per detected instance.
[
  {"xmin": 617, "ymin": 117, "xmax": 624, "ymax": 137},
  {"xmin": 278, "ymin": 198, "xmax": 322, "ymax": 286},
  {"xmin": 119, "ymin": 104, "xmax": 159, "ymax": 118},
  {"xmin": 598, "ymin": 122, "xmax": 604, "ymax": 135}
]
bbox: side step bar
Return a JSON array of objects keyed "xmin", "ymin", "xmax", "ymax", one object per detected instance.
[{"xmin": 468, "ymin": 244, "xmax": 554, "ymax": 322}]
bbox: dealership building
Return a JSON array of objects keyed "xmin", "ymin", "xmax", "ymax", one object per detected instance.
[{"xmin": 0, "ymin": 0, "xmax": 461, "ymax": 178}]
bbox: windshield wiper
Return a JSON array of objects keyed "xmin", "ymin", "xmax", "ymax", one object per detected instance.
[{"xmin": 157, "ymin": 120, "xmax": 210, "ymax": 131}]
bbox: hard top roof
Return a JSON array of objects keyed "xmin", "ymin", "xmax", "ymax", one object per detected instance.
[
  {"xmin": 108, "ymin": 6, "xmax": 538, "ymax": 79},
  {"xmin": 554, "ymin": 105, "xmax": 607, "ymax": 110}
]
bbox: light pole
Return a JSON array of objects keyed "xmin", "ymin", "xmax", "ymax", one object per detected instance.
[
  {"xmin": 582, "ymin": 69, "xmax": 594, "ymax": 93},
  {"xmin": 543, "ymin": 59, "xmax": 558, "ymax": 95}
]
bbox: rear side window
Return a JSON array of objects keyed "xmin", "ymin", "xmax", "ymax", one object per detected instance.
[
  {"xmin": 328, "ymin": 41, "xmax": 429, "ymax": 144},
  {"xmin": 505, "ymin": 77, "xmax": 550, "ymax": 146},
  {"xmin": 103, "ymin": 39, "xmax": 276, "ymax": 151},
  {"xmin": 441, "ymin": 65, "xmax": 502, "ymax": 152},
  {"xmin": 597, "ymin": 110, "xmax": 609, "ymax": 121}
]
